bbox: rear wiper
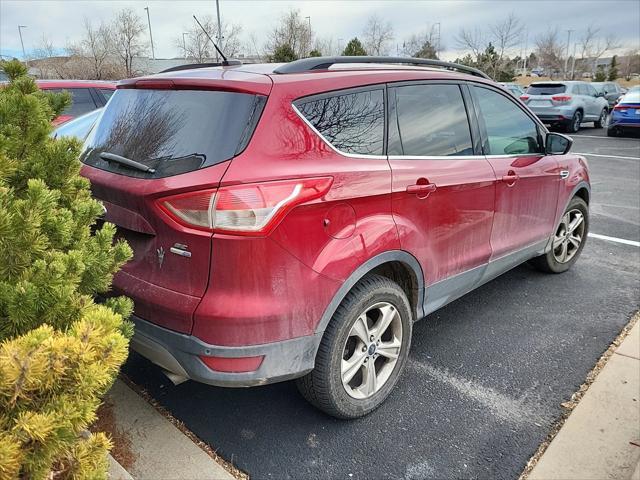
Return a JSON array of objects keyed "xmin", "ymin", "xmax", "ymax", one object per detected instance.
[{"xmin": 99, "ymin": 152, "xmax": 156, "ymax": 174}]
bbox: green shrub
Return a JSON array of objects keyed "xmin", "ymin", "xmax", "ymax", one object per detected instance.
[{"xmin": 0, "ymin": 59, "xmax": 133, "ymax": 479}]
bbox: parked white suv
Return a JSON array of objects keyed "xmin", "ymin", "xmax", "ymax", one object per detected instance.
[{"xmin": 521, "ymin": 81, "xmax": 609, "ymax": 132}]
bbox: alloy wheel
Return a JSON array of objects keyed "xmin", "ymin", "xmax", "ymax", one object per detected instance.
[
  {"xmin": 341, "ymin": 302, "xmax": 403, "ymax": 399},
  {"xmin": 552, "ymin": 209, "xmax": 585, "ymax": 263}
]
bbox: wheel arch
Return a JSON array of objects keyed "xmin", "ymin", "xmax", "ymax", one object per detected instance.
[{"xmin": 314, "ymin": 250, "xmax": 425, "ymax": 337}]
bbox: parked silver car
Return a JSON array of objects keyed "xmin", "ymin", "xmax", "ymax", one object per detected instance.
[
  {"xmin": 592, "ymin": 82, "xmax": 626, "ymax": 108},
  {"xmin": 521, "ymin": 81, "xmax": 609, "ymax": 132}
]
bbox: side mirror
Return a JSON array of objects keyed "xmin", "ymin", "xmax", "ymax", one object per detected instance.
[
  {"xmin": 546, "ymin": 132, "xmax": 573, "ymax": 155},
  {"xmin": 596, "ymin": 91, "xmax": 605, "ymax": 98}
]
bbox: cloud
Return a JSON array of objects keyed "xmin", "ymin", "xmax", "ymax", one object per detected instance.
[{"xmin": 1, "ymin": 0, "xmax": 639, "ymax": 60}]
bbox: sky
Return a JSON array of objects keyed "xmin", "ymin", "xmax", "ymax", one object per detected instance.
[{"xmin": 1, "ymin": 0, "xmax": 639, "ymax": 61}]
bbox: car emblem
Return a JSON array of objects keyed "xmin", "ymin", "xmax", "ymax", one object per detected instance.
[{"xmin": 157, "ymin": 247, "xmax": 165, "ymax": 268}]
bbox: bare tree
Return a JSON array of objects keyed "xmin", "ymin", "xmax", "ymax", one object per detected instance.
[
  {"xmin": 363, "ymin": 15, "xmax": 394, "ymax": 56},
  {"xmin": 457, "ymin": 13, "xmax": 522, "ymax": 78},
  {"xmin": 579, "ymin": 24, "xmax": 620, "ymax": 74},
  {"xmin": 111, "ymin": 8, "xmax": 147, "ymax": 77},
  {"xmin": 491, "ymin": 14, "xmax": 523, "ymax": 71},
  {"xmin": 77, "ymin": 18, "xmax": 114, "ymax": 79},
  {"xmin": 535, "ymin": 28, "xmax": 564, "ymax": 77},
  {"xmin": 177, "ymin": 16, "xmax": 243, "ymax": 62},
  {"xmin": 403, "ymin": 25, "xmax": 442, "ymax": 58},
  {"xmin": 267, "ymin": 9, "xmax": 312, "ymax": 59},
  {"xmin": 31, "ymin": 35, "xmax": 67, "ymax": 78},
  {"xmin": 456, "ymin": 26, "xmax": 485, "ymax": 59}
]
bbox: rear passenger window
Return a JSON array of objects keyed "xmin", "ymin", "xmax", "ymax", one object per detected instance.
[
  {"xmin": 48, "ymin": 88, "xmax": 98, "ymax": 117},
  {"xmin": 389, "ymin": 84, "xmax": 473, "ymax": 156},
  {"xmin": 473, "ymin": 86, "xmax": 542, "ymax": 156},
  {"xmin": 295, "ymin": 89, "xmax": 384, "ymax": 155}
]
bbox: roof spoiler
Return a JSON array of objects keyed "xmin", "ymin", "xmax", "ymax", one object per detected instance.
[{"xmin": 273, "ymin": 56, "xmax": 491, "ymax": 79}]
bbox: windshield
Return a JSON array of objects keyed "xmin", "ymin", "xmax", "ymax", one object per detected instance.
[
  {"xmin": 620, "ymin": 92, "xmax": 640, "ymax": 104},
  {"xmin": 526, "ymin": 84, "xmax": 567, "ymax": 95},
  {"xmin": 81, "ymin": 88, "xmax": 265, "ymax": 178}
]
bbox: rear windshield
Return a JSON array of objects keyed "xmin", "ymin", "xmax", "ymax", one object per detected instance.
[
  {"xmin": 526, "ymin": 84, "xmax": 566, "ymax": 95},
  {"xmin": 81, "ymin": 89, "xmax": 265, "ymax": 178}
]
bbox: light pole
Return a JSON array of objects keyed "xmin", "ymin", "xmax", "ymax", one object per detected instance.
[
  {"xmin": 564, "ymin": 29, "xmax": 574, "ymax": 79},
  {"xmin": 305, "ymin": 16, "xmax": 311, "ymax": 55},
  {"xmin": 144, "ymin": 7, "xmax": 155, "ymax": 59},
  {"xmin": 215, "ymin": 0, "xmax": 223, "ymax": 62},
  {"xmin": 182, "ymin": 32, "xmax": 189, "ymax": 60},
  {"xmin": 337, "ymin": 38, "xmax": 344, "ymax": 55},
  {"xmin": 17, "ymin": 25, "xmax": 27, "ymax": 60},
  {"xmin": 435, "ymin": 22, "xmax": 441, "ymax": 57}
]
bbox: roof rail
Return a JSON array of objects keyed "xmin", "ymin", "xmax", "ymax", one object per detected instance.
[
  {"xmin": 160, "ymin": 60, "xmax": 242, "ymax": 74},
  {"xmin": 273, "ymin": 56, "xmax": 491, "ymax": 79}
]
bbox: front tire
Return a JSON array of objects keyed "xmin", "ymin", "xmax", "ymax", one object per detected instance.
[
  {"xmin": 594, "ymin": 108, "xmax": 608, "ymax": 128},
  {"xmin": 296, "ymin": 275, "xmax": 413, "ymax": 419},
  {"xmin": 529, "ymin": 196, "xmax": 589, "ymax": 273}
]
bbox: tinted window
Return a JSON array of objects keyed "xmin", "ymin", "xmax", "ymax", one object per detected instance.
[
  {"xmin": 473, "ymin": 86, "xmax": 541, "ymax": 156},
  {"xmin": 295, "ymin": 89, "xmax": 384, "ymax": 155},
  {"xmin": 585, "ymin": 84, "xmax": 598, "ymax": 96},
  {"xmin": 81, "ymin": 89, "xmax": 265, "ymax": 178},
  {"xmin": 389, "ymin": 84, "xmax": 473, "ymax": 156},
  {"xmin": 526, "ymin": 84, "xmax": 566, "ymax": 95},
  {"xmin": 49, "ymin": 88, "xmax": 97, "ymax": 116},
  {"xmin": 99, "ymin": 88, "xmax": 115, "ymax": 101}
]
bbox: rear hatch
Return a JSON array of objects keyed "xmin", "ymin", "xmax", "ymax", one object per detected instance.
[
  {"xmin": 81, "ymin": 72, "xmax": 269, "ymax": 333},
  {"xmin": 522, "ymin": 83, "xmax": 569, "ymax": 110}
]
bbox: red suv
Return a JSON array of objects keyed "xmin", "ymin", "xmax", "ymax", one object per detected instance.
[
  {"xmin": 81, "ymin": 57, "xmax": 590, "ymax": 419},
  {"xmin": 37, "ymin": 80, "xmax": 115, "ymax": 125}
]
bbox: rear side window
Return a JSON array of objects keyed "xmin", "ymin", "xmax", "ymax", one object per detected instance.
[
  {"xmin": 388, "ymin": 84, "xmax": 473, "ymax": 156},
  {"xmin": 49, "ymin": 88, "xmax": 98, "ymax": 116},
  {"xmin": 526, "ymin": 84, "xmax": 566, "ymax": 95},
  {"xmin": 473, "ymin": 86, "xmax": 541, "ymax": 156},
  {"xmin": 99, "ymin": 88, "xmax": 115, "ymax": 101},
  {"xmin": 295, "ymin": 89, "xmax": 384, "ymax": 155},
  {"xmin": 81, "ymin": 89, "xmax": 265, "ymax": 178}
]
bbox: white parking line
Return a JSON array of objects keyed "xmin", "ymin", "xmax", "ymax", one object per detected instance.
[
  {"xmin": 589, "ymin": 233, "xmax": 640, "ymax": 247},
  {"xmin": 574, "ymin": 134, "xmax": 638, "ymax": 140},
  {"xmin": 574, "ymin": 152, "xmax": 640, "ymax": 160}
]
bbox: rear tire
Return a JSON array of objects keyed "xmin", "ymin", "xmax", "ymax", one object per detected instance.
[
  {"xmin": 296, "ymin": 275, "xmax": 413, "ymax": 419},
  {"xmin": 594, "ymin": 108, "xmax": 608, "ymax": 128},
  {"xmin": 566, "ymin": 110, "xmax": 583, "ymax": 133},
  {"xmin": 529, "ymin": 197, "xmax": 589, "ymax": 274}
]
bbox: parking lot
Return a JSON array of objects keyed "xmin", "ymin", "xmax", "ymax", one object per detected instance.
[{"xmin": 123, "ymin": 127, "xmax": 639, "ymax": 480}]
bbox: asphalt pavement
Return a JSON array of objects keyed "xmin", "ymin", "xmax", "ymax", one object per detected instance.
[{"xmin": 123, "ymin": 126, "xmax": 640, "ymax": 480}]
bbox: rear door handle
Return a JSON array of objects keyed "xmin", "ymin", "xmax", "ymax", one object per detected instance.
[
  {"xmin": 406, "ymin": 183, "xmax": 437, "ymax": 194},
  {"xmin": 501, "ymin": 171, "xmax": 519, "ymax": 186}
]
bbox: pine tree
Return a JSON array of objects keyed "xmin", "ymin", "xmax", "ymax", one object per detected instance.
[
  {"xmin": 594, "ymin": 65, "xmax": 607, "ymax": 82},
  {"xmin": 272, "ymin": 44, "xmax": 298, "ymax": 63},
  {"xmin": 342, "ymin": 38, "xmax": 367, "ymax": 56},
  {"xmin": 0, "ymin": 59, "xmax": 133, "ymax": 479},
  {"xmin": 608, "ymin": 55, "xmax": 618, "ymax": 81}
]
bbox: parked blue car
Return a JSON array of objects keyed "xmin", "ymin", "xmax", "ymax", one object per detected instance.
[{"xmin": 608, "ymin": 90, "xmax": 640, "ymax": 137}]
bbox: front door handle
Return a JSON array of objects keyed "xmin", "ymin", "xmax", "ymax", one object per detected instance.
[
  {"xmin": 406, "ymin": 180, "xmax": 437, "ymax": 199},
  {"xmin": 501, "ymin": 171, "xmax": 519, "ymax": 186}
]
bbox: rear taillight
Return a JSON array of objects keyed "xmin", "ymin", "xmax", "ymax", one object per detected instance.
[
  {"xmin": 551, "ymin": 95, "xmax": 572, "ymax": 103},
  {"xmin": 613, "ymin": 104, "xmax": 628, "ymax": 111},
  {"xmin": 157, "ymin": 177, "xmax": 333, "ymax": 236},
  {"xmin": 520, "ymin": 95, "xmax": 530, "ymax": 101}
]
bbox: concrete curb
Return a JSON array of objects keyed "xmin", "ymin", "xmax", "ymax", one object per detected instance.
[
  {"xmin": 528, "ymin": 320, "xmax": 640, "ymax": 480},
  {"xmin": 108, "ymin": 454, "xmax": 133, "ymax": 480},
  {"xmin": 103, "ymin": 379, "xmax": 237, "ymax": 480}
]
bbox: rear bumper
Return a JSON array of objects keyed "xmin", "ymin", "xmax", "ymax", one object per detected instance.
[
  {"xmin": 130, "ymin": 315, "xmax": 322, "ymax": 387},
  {"xmin": 529, "ymin": 106, "xmax": 574, "ymax": 123}
]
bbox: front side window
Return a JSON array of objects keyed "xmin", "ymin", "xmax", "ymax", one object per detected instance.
[
  {"xmin": 473, "ymin": 86, "xmax": 541, "ymax": 156},
  {"xmin": 389, "ymin": 84, "xmax": 473, "ymax": 156},
  {"xmin": 295, "ymin": 89, "xmax": 384, "ymax": 155},
  {"xmin": 49, "ymin": 88, "xmax": 98, "ymax": 116}
]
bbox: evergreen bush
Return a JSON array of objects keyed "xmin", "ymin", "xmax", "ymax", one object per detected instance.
[{"xmin": 0, "ymin": 59, "xmax": 133, "ymax": 479}]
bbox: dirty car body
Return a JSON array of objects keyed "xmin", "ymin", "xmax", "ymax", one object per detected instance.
[{"xmin": 80, "ymin": 58, "xmax": 590, "ymax": 418}]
